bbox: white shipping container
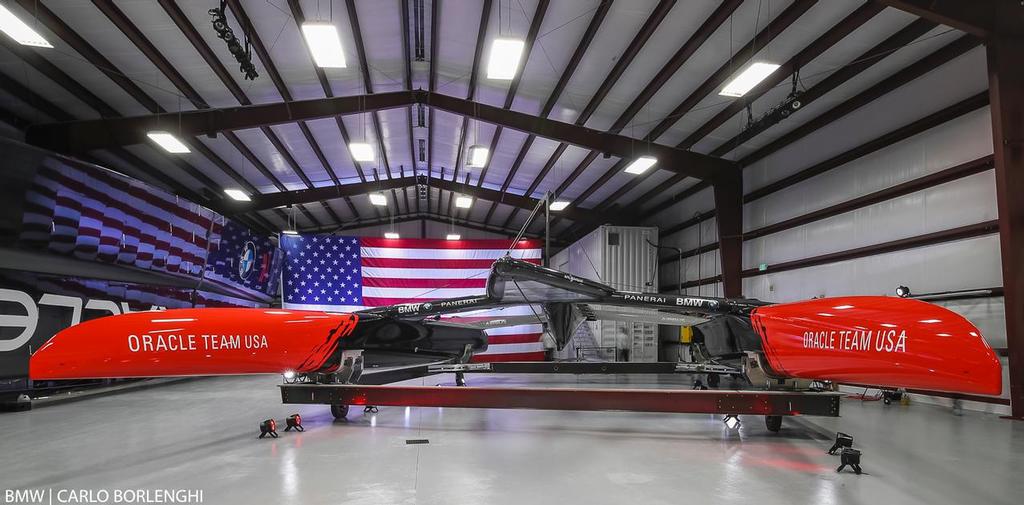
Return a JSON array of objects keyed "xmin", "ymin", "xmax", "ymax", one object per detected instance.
[{"xmin": 551, "ymin": 226, "xmax": 660, "ymax": 361}]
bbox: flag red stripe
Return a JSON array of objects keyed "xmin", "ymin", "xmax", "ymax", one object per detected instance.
[
  {"xmin": 487, "ymin": 333, "xmax": 543, "ymax": 344},
  {"xmin": 361, "ymin": 257, "xmax": 540, "ymax": 269},
  {"xmin": 471, "ymin": 352, "xmax": 546, "ymax": 362},
  {"xmin": 362, "ymin": 277, "xmax": 487, "ymax": 288},
  {"xmin": 361, "ymin": 237, "xmax": 541, "ymax": 249}
]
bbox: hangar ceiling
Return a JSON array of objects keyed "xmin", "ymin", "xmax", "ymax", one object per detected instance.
[{"xmin": 0, "ymin": 0, "xmax": 987, "ymax": 240}]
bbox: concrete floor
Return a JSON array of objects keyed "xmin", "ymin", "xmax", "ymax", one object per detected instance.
[{"xmin": 1, "ymin": 373, "xmax": 1022, "ymax": 505}]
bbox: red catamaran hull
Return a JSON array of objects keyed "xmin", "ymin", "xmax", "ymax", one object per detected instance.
[
  {"xmin": 752, "ymin": 296, "xmax": 1001, "ymax": 395},
  {"xmin": 29, "ymin": 309, "xmax": 358, "ymax": 379}
]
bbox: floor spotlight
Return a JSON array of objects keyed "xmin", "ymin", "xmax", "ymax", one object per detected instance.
[
  {"xmin": 285, "ymin": 414, "xmax": 304, "ymax": 432},
  {"xmin": 895, "ymin": 285, "xmax": 911, "ymax": 298},
  {"xmin": 259, "ymin": 419, "xmax": 278, "ymax": 439},
  {"xmin": 836, "ymin": 447, "xmax": 863, "ymax": 474},
  {"xmin": 723, "ymin": 415, "xmax": 740, "ymax": 430},
  {"xmin": 828, "ymin": 432, "xmax": 854, "ymax": 454}
]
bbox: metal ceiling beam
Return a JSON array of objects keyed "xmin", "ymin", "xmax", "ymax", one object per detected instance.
[
  {"xmin": 446, "ymin": 0, "xmax": 492, "ymax": 217},
  {"xmin": 650, "ymin": 91, "xmax": 991, "ymax": 254},
  {"xmin": 559, "ymin": 0, "xmax": 804, "ymax": 237},
  {"xmin": 429, "ymin": 92, "xmax": 727, "ymax": 181},
  {"xmin": 88, "ymin": 0, "xmax": 308, "ymax": 225},
  {"xmin": 304, "ymin": 212, "xmax": 556, "ymax": 242},
  {"xmin": 0, "ymin": 43, "xmax": 275, "ymax": 232},
  {"xmin": 642, "ymin": 1, "xmax": 817, "ymax": 147},
  {"xmin": 284, "ymin": 0, "xmax": 367, "ymax": 220},
  {"xmin": 587, "ymin": 18, "xmax": 968, "ymax": 244},
  {"xmin": 26, "ymin": 90, "xmax": 724, "ymax": 180},
  {"xmin": 482, "ymin": 0, "xmax": 614, "ymax": 227},
  {"xmin": 0, "ymin": 12, "xmax": 246, "ymax": 208},
  {"xmin": 678, "ymin": 1, "xmax": 884, "ymax": 151},
  {"xmin": 232, "ymin": 175, "xmax": 599, "ymax": 224},
  {"xmin": 221, "ymin": 0, "xmax": 347, "ymax": 226},
  {"xmin": 473, "ymin": 0, "xmax": 549, "ymax": 191},
  {"xmin": 873, "ymin": 0, "xmax": 1014, "ymax": 38},
  {"xmin": 567, "ymin": 0, "xmax": 815, "ymax": 213},
  {"xmin": 737, "ymin": 33, "xmax": 979, "ymax": 166},
  {"xmin": 344, "ymin": 0, "xmax": 394, "ymax": 191},
  {"xmin": 501, "ymin": 0, "xmax": 680, "ymax": 231},
  {"xmin": 721, "ymin": 18, "xmax": 950, "ymax": 160}
]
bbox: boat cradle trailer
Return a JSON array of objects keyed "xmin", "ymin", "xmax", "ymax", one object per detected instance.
[
  {"xmin": 278, "ymin": 359, "xmax": 843, "ymax": 432},
  {"xmin": 278, "ymin": 258, "xmax": 849, "ymax": 431}
]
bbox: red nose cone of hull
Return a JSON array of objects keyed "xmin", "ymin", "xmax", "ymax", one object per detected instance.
[
  {"xmin": 29, "ymin": 309, "xmax": 359, "ymax": 380},
  {"xmin": 752, "ymin": 296, "xmax": 1002, "ymax": 396}
]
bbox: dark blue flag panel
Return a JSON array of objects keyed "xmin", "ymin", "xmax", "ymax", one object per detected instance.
[{"xmin": 3, "ymin": 143, "xmax": 282, "ymax": 298}]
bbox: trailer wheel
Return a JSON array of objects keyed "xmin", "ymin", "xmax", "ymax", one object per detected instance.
[
  {"xmin": 330, "ymin": 404, "xmax": 349, "ymax": 419},
  {"xmin": 765, "ymin": 415, "xmax": 782, "ymax": 433}
]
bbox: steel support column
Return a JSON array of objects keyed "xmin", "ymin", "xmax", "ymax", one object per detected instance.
[
  {"xmin": 989, "ymin": 34, "xmax": 1024, "ymax": 418},
  {"xmin": 714, "ymin": 172, "xmax": 743, "ymax": 298}
]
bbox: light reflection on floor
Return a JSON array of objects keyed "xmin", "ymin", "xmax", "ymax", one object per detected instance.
[{"xmin": 0, "ymin": 373, "xmax": 1020, "ymax": 505}]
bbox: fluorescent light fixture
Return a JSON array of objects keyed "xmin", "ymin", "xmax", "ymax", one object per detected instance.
[
  {"xmin": 455, "ymin": 196, "xmax": 473, "ymax": 209},
  {"xmin": 146, "ymin": 131, "xmax": 190, "ymax": 153},
  {"xmin": 720, "ymin": 62, "xmax": 780, "ymax": 97},
  {"xmin": 224, "ymin": 189, "xmax": 251, "ymax": 202},
  {"xmin": 467, "ymin": 145, "xmax": 489, "ymax": 168},
  {"xmin": 486, "ymin": 38, "xmax": 525, "ymax": 79},
  {"xmin": 349, "ymin": 142, "xmax": 375, "ymax": 162},
  {"xmin": 0, "ymin": 5, "xmax": 52, "ymax": 48},
  {"xmin": 549, "ymin": 200, "xmax": 570, "ymax": 211},
  {"xmin": 300, "ymin": 23, "xmax": 346, "ymax": 68},
  {"xmin": 369, "ymin": 193, "xmax": 387, "ymax": 206},
  {"xmin": 446, "ymin": 234, "xmax": 461, "ymax": 241},
  {"xmin": 282, "ymin": 230, "xmax": 299, "ymax": 235},
  {"xmin": 623, "ymin": 156, "xmax": 657, "ymax": 175},
  {"xmin": 384, "ymin": 232, "xmax": 400, "ymax": 239}
]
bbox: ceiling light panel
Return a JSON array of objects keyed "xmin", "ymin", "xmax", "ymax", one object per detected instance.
[
  {"xmin": 301, "ymin": 23, "xmax": 346, "ymax": 68},
  {"xmin": 720, "ymin": 62, "xmax": 780, "ymax": 97}
]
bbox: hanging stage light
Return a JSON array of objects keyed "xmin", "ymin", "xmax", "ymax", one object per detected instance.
[
  {"xmin": 284, "ymin": 414, "xmax": 304, "ymax": 432},
  {"xmin": 258, "ymin": 419, "xmax": 278, "ymax": 439},
  {"xmin": 208, "ymin": 2, "xmax": 258, "ymax": 80}
]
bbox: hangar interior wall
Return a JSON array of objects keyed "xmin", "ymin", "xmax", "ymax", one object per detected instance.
[{"xmin": 645, "ymin": 48, "xmax": 1006, "ymax": 412}]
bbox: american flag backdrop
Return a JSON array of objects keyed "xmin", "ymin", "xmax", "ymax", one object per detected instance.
[{"xmin": 280, "ymin": 235, "xmax": 547, "ymax": 361}]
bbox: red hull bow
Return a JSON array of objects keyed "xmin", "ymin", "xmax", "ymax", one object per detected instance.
[
  {"xmin": 29, "ymin": 309, "xmax": 358, "ymax": 380},
  {"xmin": 752, "ymin": 296, "xmax": 1002, "ymax": 396}
]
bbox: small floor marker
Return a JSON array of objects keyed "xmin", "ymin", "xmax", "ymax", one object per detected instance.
[{"xmin": 406, "ymin": 439, "xmax": 430, "ymax": 445}]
